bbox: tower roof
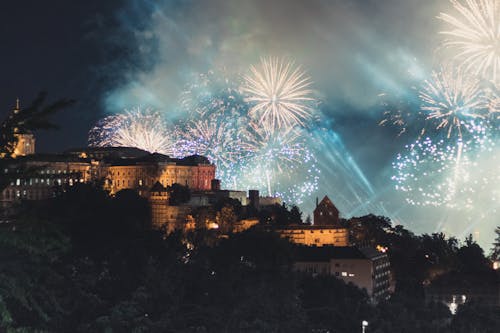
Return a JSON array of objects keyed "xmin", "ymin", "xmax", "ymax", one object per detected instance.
[{"xmin": 316, "ymin": 196, "xmax": 339, "ymax": 214}]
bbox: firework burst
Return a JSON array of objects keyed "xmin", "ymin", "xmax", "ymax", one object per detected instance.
[
  {"xmin": 88, "ymin": 107, "xmax": 175, "ymax": 155},
  {"xmin": 240, "ymin": 126, "xmax": 320, "ymax": 203},
  {"xmin": 392, "ymin": 121, "xmax": 499, "ymax": 209},
  {"xmin": 438, "ymin": 0, "xmax": 500, "ymax": 85},
  {"xmin": 174, "ymin": 113, "xmax": 246, "ymax": 174},
  {"xmin": 419, "ymin": 66, "xmax": 489, "ymax": 138},
  {"xmin": 242, "ymin": 57, "xmax": 316, "ymax": 132}
]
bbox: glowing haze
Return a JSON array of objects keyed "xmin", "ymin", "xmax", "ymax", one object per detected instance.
[{"xmin": 94, "ymin": 0, "xmax": 500, "ymax": 249}]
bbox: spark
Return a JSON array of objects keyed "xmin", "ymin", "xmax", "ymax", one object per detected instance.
[
  {"xmin": 88, "ymin": 107, "xmax": 174, "ymax": 155},
  {"xmin": 178, "ymin": 67, "xmax": 320, "ymax": 203},
  {"xmin": 419, "ymin": 66, "xmax": 488, "ymax": 139},
  {"xmin": 392, "ymin": 124, "xmax": 499, "ymax": 209},
  {"xmin": 174, "ymin": 113, "xmax": 245, "ymax": 174},
  {"xmin": 438, "ymin": 0, "xmax": 500, "ymax": 85},
  {"xmin": 242, "ymin": 57, "xmax": 316, "ymax": 132}
]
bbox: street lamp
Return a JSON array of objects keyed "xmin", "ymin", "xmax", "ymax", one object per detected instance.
[{"xmin": 362, "ymin": 320, "xmax": 368, "ymax": 333}]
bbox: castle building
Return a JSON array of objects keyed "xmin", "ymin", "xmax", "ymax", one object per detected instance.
[
  {"xmin": 1, "ymin": 146, "xmax": 216, "ymax": 213},
  {"xmin": 277, "ymin": 225, "xmax": 349, "ymax": 247},
  {"xmin": 275, "ymin": 195, "xmax": 349, "ymax": 247},
  {"xmin": 314, "ymin": 195, "xmax": 340, "ymax": 226}
]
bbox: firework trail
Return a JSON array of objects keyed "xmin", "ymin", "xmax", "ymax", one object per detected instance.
[
  {"xmin": 88, "ymin": 107, "xmax": 175, "ymax": 155},
  {"xmin": 242, "ymin": 57, "xmax": 316, "ymax": 132}
]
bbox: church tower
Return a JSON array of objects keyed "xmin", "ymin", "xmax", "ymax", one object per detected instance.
[
  {"xmin": 313, "ymin": 196, "xmax": 341, "ymax": 226},
  {"xmin": 12, "ymin": 99, "xmax": 36, "ymax": 157}
]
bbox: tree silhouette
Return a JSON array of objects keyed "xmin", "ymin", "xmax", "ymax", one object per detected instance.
[
  {"xmin": 0, "ymin": 92, "xmax": 74, "ymax": 158},
  {"xmin": 490, "ymin": 226, "xmax": 500, "ymax": 261}
]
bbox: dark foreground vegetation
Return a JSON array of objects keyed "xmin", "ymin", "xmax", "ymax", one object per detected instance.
[{"xmin": 1, "ymin": 184, "xmax": 499, "ymax": 332}]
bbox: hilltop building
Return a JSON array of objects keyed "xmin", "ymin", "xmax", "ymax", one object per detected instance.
[
  {"xmin": 1, "ymin": 145, "xmax": 215, "ymax": 210},
  {"xmin": 294, "ymin": 246, "xmax": 392, "ymax": 302},
  {"xmin": 275, "ymin": 195, "xmax": 349, "ymax": 247},
  {"xmin": 314, "ymin": 195, "xmax": 340, "ymax": 226}
]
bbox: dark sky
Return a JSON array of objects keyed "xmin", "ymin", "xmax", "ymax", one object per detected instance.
[{"xmin": 0, "ymin": 0, "xmax": 125, "ymax": 151}]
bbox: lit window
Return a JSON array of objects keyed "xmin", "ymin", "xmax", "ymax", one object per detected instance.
[
  {"xmin": 341, "ymin": 272, "xmax": 347, "ymax": 277},
  {"xmin": 348, "ymin": 273, "xmax": 355, "ymax": 277}
]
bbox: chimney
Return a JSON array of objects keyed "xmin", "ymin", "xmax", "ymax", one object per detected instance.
[
  {"xmin": 211, "ymin": 179, "xmax": 221, "ymax": 191},
  {"xmin": 316, "ymin": 197, "xmax": 319, "ymax": 208}
]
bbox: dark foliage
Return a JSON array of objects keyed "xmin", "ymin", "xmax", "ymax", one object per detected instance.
[
  {"xmin": 0, "ymin": 92, "xmax": 75, "ymax": 158},
  {"xmin": 167, "ymin": 183, "xmax": 191, "ymax": 206},
  {"xmin": 0, "ymin": 185, "xmax": 499, "ymax": 332}
]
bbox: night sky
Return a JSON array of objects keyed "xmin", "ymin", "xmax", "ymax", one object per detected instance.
[{"xmin": 1, "ymin": 0, "xmax": 498, "ymax": 248}]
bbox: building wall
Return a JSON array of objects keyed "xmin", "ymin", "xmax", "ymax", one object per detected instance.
[
  {"xmin": 1, "ymin": 161, "xmax": 92, "ymax": 205},
  {"xmin": 295, "ymin": 258, "xmax": 373, "ymax": 293},
  {"xmin": 294, "ymin": 252, "xmax": 391, "ymax": 302},
  {"xmin": 13, "ymin": 134, "xmax": 35, "ymax": 157},
  {"xmin": 277, "ymin": 227, "xmax": 349, "ymax": 247},
  {"xmin": 106, "ymin": 164, "xmax": 215, "ymax": 195},
  {"xmin": 233, "ymin": 218, "xmax": 259, "ymax": 233},
  {"xmin": 314, "ymin": 196, "xmax": 340, "ymax": 226},
  {"xmin": 1, "ymin": 157, "xmax": 215, "ymax": 211}
]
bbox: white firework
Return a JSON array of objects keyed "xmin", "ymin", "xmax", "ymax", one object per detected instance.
[
  {"xmin": 242, "ymin": 57, "xmax": 316, "ymax": 132},
  {"xmin": 88, "ymin": 107, "xmax": 174, "ymax": 155},
  {"xmin": 419, "ymin": 66, "xmax": 489, "ymax": 138},
  {"xmin": 438, "ymin": 0, "xmax": 500, "ymax": 85}
]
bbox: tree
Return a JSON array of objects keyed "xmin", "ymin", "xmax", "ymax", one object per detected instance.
[
  {"xmin": 0, "ymin": 92, "xmax": 74, "ymax": 158},
  {"xmin": 167, "ymin": 183, "xmax": 191, "ymax": 205},
  {"xmin": 490, "ymin": 226, "xmax": 500, "ymax": 261},
  {"xmin": 289, "ymin": 205, "xmax": 302, "ymax": 224},
  {"xmin": 349, "ymin": 214, "xmax": 392, "ymax": 246},
  {"xmin": 217, "ymin": 205, "xmax": 238, "ymax": 233},
  {"xmin": 457, "ymin": 235, "xmax": 490, "ymax": 272}
]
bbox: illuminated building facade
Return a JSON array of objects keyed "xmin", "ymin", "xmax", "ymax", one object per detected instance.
[
  {"xmin": 1, "ymin": 146, "xmax": 215, "ymax": 211},
  {"xmin": 2, "ymin": 99, "xmax": 36, "ymax": 158},
  {"xmin": 276, "ymin": 195, "xmax": 349, "ymax": 247},
  {"xmin": 294, "ymin": 246, "xmax": 392, "ymax": 302},
  {"xmin": 277, "ymin": 225, "xmax": 349, "ymax": 247},
  {"xmin": 314, "ymin": 195, "xmax": 340, "ymax": 226},
  {"xmin": 13, "ymin": 133, "xmax": 35, "ymax": 157}
]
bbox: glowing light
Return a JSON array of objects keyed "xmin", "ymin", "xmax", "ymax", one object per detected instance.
[
  {"xmin": 178, "ymin": 68, "xmax": 320, "ymax": 204},
  {"xmin": 392, "ymin": 128, "xmax": 499, "ymax": 208},
  {"xmin": 174, "ymin": 112, "xmax": 246, "ymax": 182},
  {"xmin": 438, "ymin": 0, "xmax": 500, "ymax": 85},
  {"xmin": 242, "ymin": 57, "xmax": 316, "ymax": 132},
  {"xmin": 88, "ymin": 107, "xmax": 174, "ymax": 155},
  {"xmin": 419, "ymin": 66, "xmax": 488, "ymax": 139}
]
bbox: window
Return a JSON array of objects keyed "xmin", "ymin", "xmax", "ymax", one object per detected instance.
[
  {"xmin": 341, "ymin": 272, "xmax": 347, "ymax": 277},
  {"xmin": 335, "ymin": 272, "xmax": 339, "ymax": 276}
]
